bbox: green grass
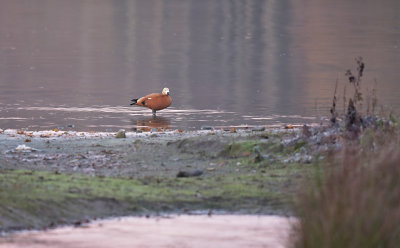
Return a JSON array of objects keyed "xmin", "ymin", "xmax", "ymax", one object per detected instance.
[{"xmin": 0, "ymin": 164, "xmax": 302, "ymax": 231}]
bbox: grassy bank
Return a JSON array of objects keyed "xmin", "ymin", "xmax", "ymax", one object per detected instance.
[{"xmin": 0, "ymin": 168, "xmax": 295, "ymax": 231}]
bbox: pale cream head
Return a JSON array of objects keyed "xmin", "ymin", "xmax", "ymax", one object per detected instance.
[{"xmin": 162, "ymin": 88, "xmax": 170, "ymax": 96}]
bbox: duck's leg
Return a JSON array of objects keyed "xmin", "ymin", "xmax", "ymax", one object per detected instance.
[{"xmin": 152, "ymin": 110, "xmax": 156, "ymax": 116}]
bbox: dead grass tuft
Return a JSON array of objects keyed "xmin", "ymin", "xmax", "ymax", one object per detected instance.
[{"xmin": 292, "ymin": 57, "xmax": 400, "ymax": 247}]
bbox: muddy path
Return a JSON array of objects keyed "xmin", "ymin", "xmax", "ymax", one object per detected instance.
[{"xmin": 0, "ymin": 127, "xmax": 324, "ymax": 232}]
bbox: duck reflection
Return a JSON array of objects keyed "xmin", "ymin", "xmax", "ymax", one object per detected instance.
[{"xmin": 131, "ymin": 116, "xmax": 171, "ymax": 132}]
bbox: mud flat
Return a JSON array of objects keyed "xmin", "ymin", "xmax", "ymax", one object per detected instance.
[
  {"xmin": 0, "ymin": 215, "xmax": 295, "ymax": 248},
  {"xmin": 0, "ymin": 126, "xmax": 327, "ymax": 232}
]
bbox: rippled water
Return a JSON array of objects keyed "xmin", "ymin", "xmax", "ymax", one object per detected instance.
[
  {"xmin": 0, "ymin": 0, "xmax": 399, "ymax": 131},
  {"xmin": 0, "ymin": 105, "xmax": 317, "ymax": 131}
]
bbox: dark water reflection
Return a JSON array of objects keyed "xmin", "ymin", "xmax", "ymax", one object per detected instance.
[{"xmin": 0, "ymin": 0, "xmax": 399, "ymax": 131}]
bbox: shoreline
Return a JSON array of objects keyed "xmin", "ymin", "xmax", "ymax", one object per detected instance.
[{"xmin": 0, "ymin": 124, "xmax": 306, "ymax": 137}]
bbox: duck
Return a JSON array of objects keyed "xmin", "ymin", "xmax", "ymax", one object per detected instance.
[{"xmin": 130, "ymin": 88, "xmax": 172, "ymax": 116}]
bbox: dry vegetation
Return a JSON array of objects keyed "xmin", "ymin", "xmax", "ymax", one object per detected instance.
[
  {"xmin": 292, "ymin": 125, "xmax": 400, "ymax": 247},
  {"xmin": 292, "ymin": 58, "xmax": 400, "ymax": 247}
]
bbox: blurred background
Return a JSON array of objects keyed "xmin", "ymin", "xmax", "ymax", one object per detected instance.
[{"xmin": 0, "ymin": 0, "xmax": 399, "ymax": 131}]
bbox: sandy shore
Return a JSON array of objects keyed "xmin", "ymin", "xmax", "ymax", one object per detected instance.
[{"xmin": 0, "ymin": 215, "xmax": 294, "ymax": 248}]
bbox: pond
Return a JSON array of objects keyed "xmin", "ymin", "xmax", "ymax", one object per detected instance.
[{"xmin": 0, "ymin": 0, "xmax": 399, "ymax": 131}]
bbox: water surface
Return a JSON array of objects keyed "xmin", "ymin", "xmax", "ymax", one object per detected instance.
[{"xmin": 0, "ymin": 0, "xmax": 399, "ymax": 131}]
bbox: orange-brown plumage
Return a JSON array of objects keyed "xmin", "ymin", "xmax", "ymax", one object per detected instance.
[{"xmin": 130, "ymin": 88, "xmax": 172, "ymax": 115}]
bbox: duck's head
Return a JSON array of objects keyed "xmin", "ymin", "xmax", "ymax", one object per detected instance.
[{"xmin": 162, "ymin": 88, "xmax": 170, "ymax": 96}]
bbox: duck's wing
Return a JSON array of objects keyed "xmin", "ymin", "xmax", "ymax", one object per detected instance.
[
  {"xmin": 132, "ymin": 93, "xmax": 161, "ymax": 107},
  {"xmin": 130, "ymin": 93, "xmax": 158, "ymax": 106}
]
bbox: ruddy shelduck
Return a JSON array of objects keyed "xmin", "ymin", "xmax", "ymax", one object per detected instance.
[{"xmin": 130, "ymin": 88, "xmax": 172, "ymax": 116}]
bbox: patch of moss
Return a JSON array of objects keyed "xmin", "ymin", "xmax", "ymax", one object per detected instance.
[
  {"xmin": 294, "ymin": 140, "xmax": 307, "ymax": 152},
  {"xmin": 219, "ymin": 141, "xmax": 261, "ymax": 158},
  {"xmin": 218, "ymin": 138, "xmax": 304, "ymax": 162}
]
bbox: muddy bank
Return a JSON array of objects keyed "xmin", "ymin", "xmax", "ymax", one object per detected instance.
[
  {"xmin": 1, "ymin": 128, "xmax": 309, "ymax": 178},
  {"xmin": 0, "ymin": 127, "xmax": 327, "ymax": 232},
  {"xmin": 0, "ymin": 215, "xmax": 295, "ymax": 248}
]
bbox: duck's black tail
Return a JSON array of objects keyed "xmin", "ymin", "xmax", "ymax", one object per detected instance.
[{"xmin": 130, "ymin": 98, "xmax": 138, "ymax": 105}]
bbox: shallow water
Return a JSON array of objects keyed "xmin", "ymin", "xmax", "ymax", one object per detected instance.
[{"xmin": 0, "ymin": 0, "xmax": 399, "ymax": 131}]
